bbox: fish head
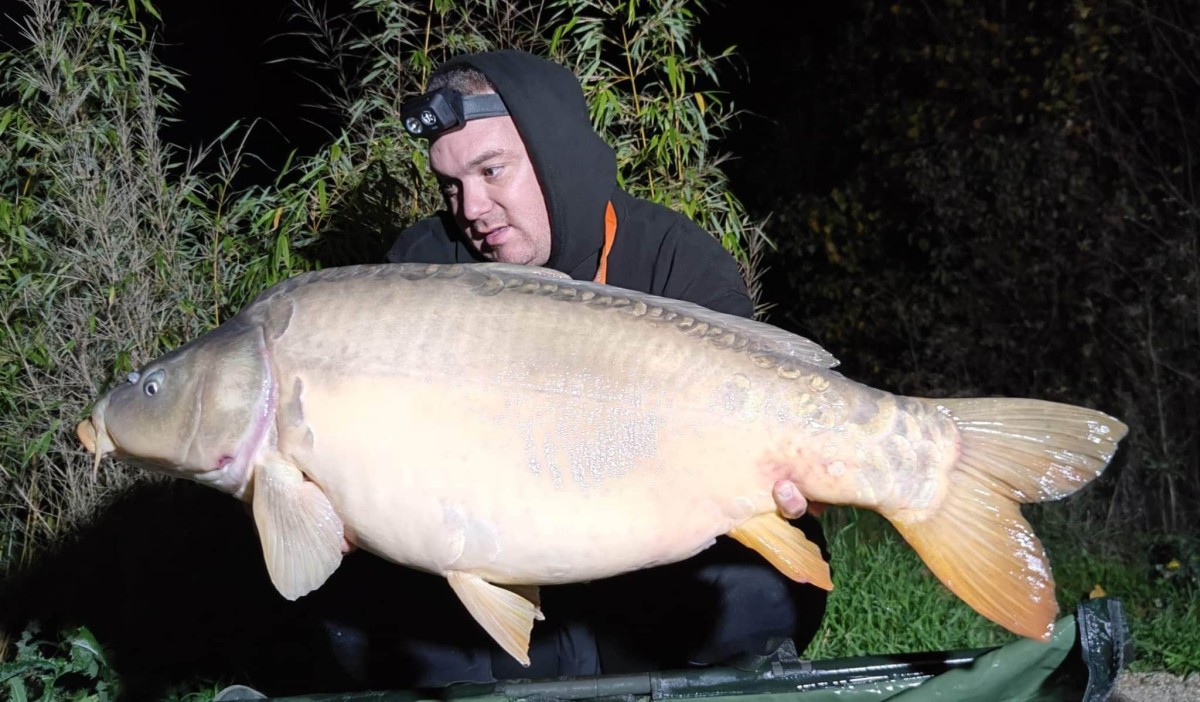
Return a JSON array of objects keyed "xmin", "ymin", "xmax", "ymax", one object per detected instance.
[{"xmin": 76, "ymin": 325, "xmax": 272, "ymax": 497}]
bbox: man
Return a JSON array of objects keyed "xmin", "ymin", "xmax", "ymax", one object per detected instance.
[
  {"xmin": 389, "ymin": 50, "xmax": 754, "ymax": 315},
  {"xmin": 335, "ymin": 48, "xmax": 829, "ymax": 687}
]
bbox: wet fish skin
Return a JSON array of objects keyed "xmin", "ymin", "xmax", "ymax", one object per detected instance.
[{"xmin": 75, "ymin": 262, "xmax": 1128, "ymax": 665}]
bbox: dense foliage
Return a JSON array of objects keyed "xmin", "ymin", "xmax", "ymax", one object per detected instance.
[{"xmin": 0, "ymin": 0, "xmax": 320, "ymax": 582}]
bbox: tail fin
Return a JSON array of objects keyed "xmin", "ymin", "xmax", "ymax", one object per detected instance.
[{"xmin": 885, "ymin": 398, "xmax": 1127, "ymax": 641}]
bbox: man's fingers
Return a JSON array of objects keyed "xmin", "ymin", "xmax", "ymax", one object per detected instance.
[{"xmin": 772, "ymin": 479, "xmax": 808, "ymax": 519}]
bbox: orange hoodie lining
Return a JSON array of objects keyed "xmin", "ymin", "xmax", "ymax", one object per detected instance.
[{"xmin": 595, "ymin": 200, "xmax": 617, "ymax": 285}]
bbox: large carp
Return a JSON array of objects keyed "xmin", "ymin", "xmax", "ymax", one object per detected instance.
[{"xmin": 76, "ymin": 262, "xmax": 1126, "ymax": 665}]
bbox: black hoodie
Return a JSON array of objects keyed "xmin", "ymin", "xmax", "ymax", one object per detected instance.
[{"xmin": 385, "ymin": 49, "xmax": 754, "ymax": 319}]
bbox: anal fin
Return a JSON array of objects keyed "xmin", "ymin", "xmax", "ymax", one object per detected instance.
[
  {"xmin": 252, "ymin": 459, "xmax": 344, "ymax": 600},
  {"xmin": 728, "ymin": 513, "xmax": 833, "ymax": 590},
  {"xmin": 447, "ymin": 572, "xmax": 539, "ymax": 667},
  {"xmin": 500, "ymin": 584, "xmax": 544, "ymax": 621}
]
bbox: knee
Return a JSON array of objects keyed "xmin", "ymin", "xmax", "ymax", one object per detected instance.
[{"xmin": 705, "ymin": 562, "xmax": 797, "ymax": 608}]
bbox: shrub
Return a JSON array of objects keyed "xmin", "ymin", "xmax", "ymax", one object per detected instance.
[{"xmin": 0, "ymin": 0, "xmax": 318, "ymax": 579}]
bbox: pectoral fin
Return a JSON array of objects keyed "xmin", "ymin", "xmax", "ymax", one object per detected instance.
[
  {"xmin": 728, "ymin": 513, "xmax": 833, "ymax": 590},
  {"xmin": 447, "ymin": 572, "xmax": 539, "ymax": 666},
  {"xmin": 252, "ymin": 459, "xmax": 344, "ymax": 600}
]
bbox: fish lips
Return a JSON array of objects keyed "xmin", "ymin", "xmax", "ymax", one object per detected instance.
[
  {"xmin": 76, "ymin": 416, "xmax": 98, "ymax": 454},
  {"xmin": 76, "ymin": 398, "xmax": 117, "ymax": 477}
]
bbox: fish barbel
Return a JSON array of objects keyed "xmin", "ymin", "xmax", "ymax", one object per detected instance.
[{"xmin": 75, "ymin": 262, "xmax": 1127, "ymax": 665}]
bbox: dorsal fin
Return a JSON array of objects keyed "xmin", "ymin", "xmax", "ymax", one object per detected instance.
[
  {"xmin": 467, "ymin": 263, "xmax": 840, "ymax": 370},
  {"xmin": 473, "ymin": 262, "xmax": 572, "ymax": 281},
  {"xmin": 248, "ymin": 262, "xmax": 840, "ymax": 370}
]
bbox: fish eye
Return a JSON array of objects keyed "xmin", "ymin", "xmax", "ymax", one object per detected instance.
[{"xmin": 143, "ymin": 369, "xmax": 166, "ymax": 397}]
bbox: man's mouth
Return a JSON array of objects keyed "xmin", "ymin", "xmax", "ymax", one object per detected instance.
[{"xmin": 477, "ymin": 225, "xmax": 510, "ymax": 248}]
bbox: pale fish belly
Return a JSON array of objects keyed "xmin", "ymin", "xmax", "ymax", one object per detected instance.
[{"xmin": 278, "ymin": 367, "xmax": 789, "ymax": 586}]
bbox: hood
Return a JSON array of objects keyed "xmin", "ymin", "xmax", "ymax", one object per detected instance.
[{"xmin": 439, "ymin": 50, "xmax": 617, "ymax": 279}]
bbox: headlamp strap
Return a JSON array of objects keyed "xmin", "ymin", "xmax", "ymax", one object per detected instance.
[{"xmin": 462, "ymin": 93, "xmax": 508, "ymax": 121}]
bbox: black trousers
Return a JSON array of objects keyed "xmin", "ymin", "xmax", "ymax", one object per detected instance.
[{"xmin": 304, "ymin": 514, "xmax": 830, "ymax": 689}]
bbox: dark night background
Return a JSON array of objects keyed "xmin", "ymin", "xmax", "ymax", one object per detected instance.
[
  {"xmin": 2, "ymin": 0, "xmax": 1197, "ymax": 698},
  {"xmin": 137, "ymin": 0, "xmax": 838, "ymax": 198}
]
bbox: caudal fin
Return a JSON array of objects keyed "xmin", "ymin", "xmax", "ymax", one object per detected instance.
[{"xmin": 885, "ymin": 397, "xmax": 1127, "ymax": 641}]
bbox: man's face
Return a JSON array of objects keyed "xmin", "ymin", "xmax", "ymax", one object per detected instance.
[{"xmin": 429, "ymin": 112, "xmax": 553, "ymax": 266}]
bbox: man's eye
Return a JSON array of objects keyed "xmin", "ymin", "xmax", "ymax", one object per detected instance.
[{"xmin": 483, "ymin": 165, "xmax": 503, "ymax": 178}]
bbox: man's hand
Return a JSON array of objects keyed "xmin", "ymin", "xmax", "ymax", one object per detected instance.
[{"xmin": 772, "ymin": 479, "xmax": 826, "ymax": 519}]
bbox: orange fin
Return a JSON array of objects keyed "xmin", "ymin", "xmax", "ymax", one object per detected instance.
[
  {"xmin": 447, "ymin": 572, "xmax": 539, "ymax": 667},
  {"xmin": 888, "ymin": 480, "xmax": 1058, "ymax": 640},
  {"xmin": 728, "ymin": 513, "xmax": 833, "ymax": 590},
  {"xmin": 937, "ymin": 398, "xmax": 1128, "ymax": 503},
  {"xmin": 887, "ymin": 397, "xmax": 1128, "ymax": 641}
]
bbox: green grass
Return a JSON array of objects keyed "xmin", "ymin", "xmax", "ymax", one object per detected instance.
[
  {"xmin": 1044, "ymin": 532, "xmax": 1200, "ymax": 676},
  {"xmin": 807, "ymin": 509, "xmax": 1200, "ymax": 677}
]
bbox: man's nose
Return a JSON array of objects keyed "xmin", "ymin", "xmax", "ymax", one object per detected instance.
[{"xmin": 460, "ymin": 182, "xmax": 493, "ymax": 221}]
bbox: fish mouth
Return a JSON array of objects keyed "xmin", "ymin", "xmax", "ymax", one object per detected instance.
[
  {"xmin": 76, "ymin": 400, "xmax": 116, "ymax": 477},
  {"xmin": 76, "ymin": 417, "xmax": 97, "ymax": 453}
]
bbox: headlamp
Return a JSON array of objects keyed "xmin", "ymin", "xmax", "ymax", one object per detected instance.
[{"xmin": 400, "ymin": 87, "xmax": 509, "ymax": 139}]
